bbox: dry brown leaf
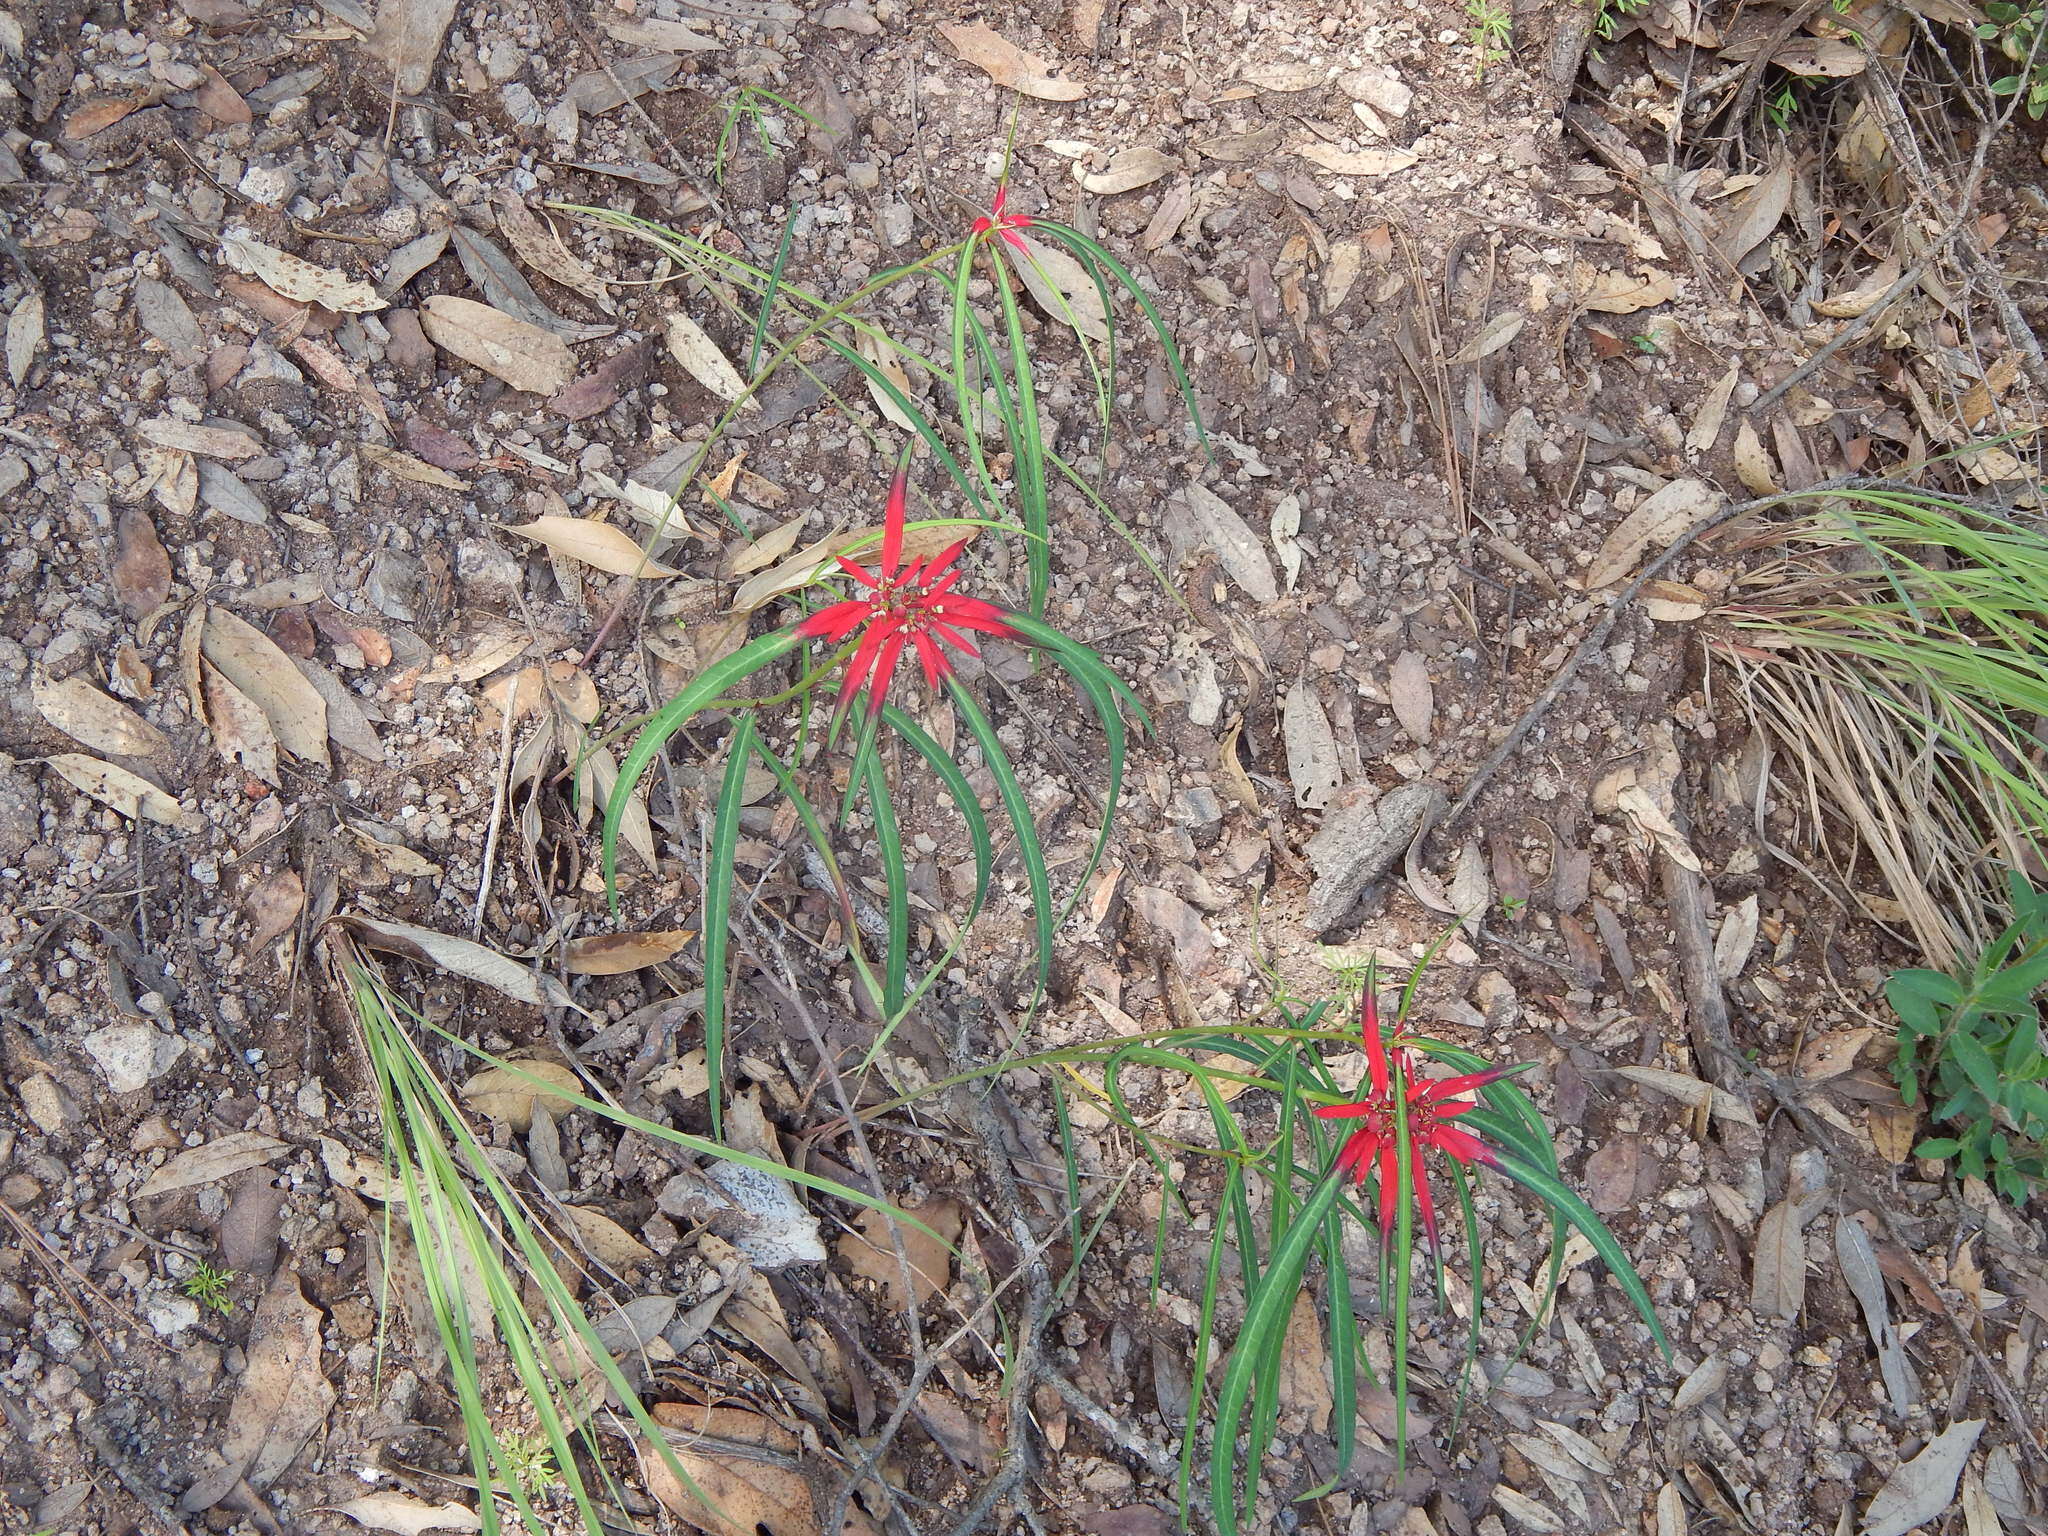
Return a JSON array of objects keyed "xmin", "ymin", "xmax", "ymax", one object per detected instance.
[
  {"xmin": 113, "ymin": 507, "xmax": 173, "ymax": 620},
  {"xmin": 1182, "ymin": 483, "xmax": 1279, "ymax": 603},
  {"xmin": 664, "ymin": 312, "xmax": 757, "ymax": 409},
  {"xmin": 344, "ymin": 915, "xmax": 579, "ymax": 1012},
  {"xmin": 938, "ymin": 21, "xmax": 1088, "ymax": 99},
  {"xmin": 855, "ymin": 331, "xmax": 919, "ymax": 431},
  {"xmin": 1960, "ymin": 354, "xmax": 2021, "ymax": 431},
  {"xmin": 1196, "ymin": 125, "xmax": 1286, "ymax": 162},
  {"xmin": 46, "ymin": 753, "xmax": 197, "ymax": 830},
  {"xmin": 1075, "ymin": 146, "xmax": 1176, "ymax": 194},
  {"xmin": 243, "ymin": 868, "xmax": 305, "ymax": 951},
  {"xmin": 360, "ymin": 443, "xmax": 465, "ymax": 490},
  {"xmin": 1798, "ymin": 1028, "xmax": 1875, "ymax": 1080},
  {"xmin": 493, "ymin": 192, "xmax": 613, "ymax": 314},
  {"xmin": 64, "ymin": 93, "xmax": 151, "ymax": 138},
  {"xmin": 1448, "ymin": 310, "xmax": 1526, "ymax": 364},
  {"xmin": 33, "ymin": 673, "xmax": 169, "ymax": 757},
  {"xmin": 329, "ymin": 1494, "xmax": 482, "ymax": 1535},
  {"xmin": 1812, "ymin": 256, "xmax": 1902, "ymax": 319},
  {"xmin": 1584, "ymin": 1137, "xmax": 1640, "ymax": 1214},
  {"xmin": 730, "ymin": 511, "xmax": 811, "ymax": 577},
  {"xmin": 135, "ymin": 1131, "xmax": 290, "ymax": 1201},
  {"xmin": 561, "ymin": 1203, "xmax": 655, "ymax": 1271},
  {"xmin": 1389, "ymin": 649, "xmax": 1434, "ymax": 744},
  {"xmin": 194, "ymin": 64, "xmax": 253, "ymax": 125},
  {"xmin": 1686, "ymin": 365, "xmax": 1739, "ymax": 453},
  {"xmin": 1278, "ymin": 1289, "xmax": 1333, "ymax": 1434},
  {"xmin": 461, "ymin": 1058, "xmax": 580, "ymax": 1133},
  {"xmin": 1282, "ymin": 676, "xmax": 1339, "ymax": 810},
  {"xmin": 564, "ymin": 929, "xmax": 695, "ymax": 974},
  {"xmin": 837, "ymin": 1197, "xmax": 960, "ymax": 1311},
  {"xmin": 1294, "ymin": 142, "xmax": 1417, "ymax": 177},
  {"xmin": 137, "ymin": 417, "xmax": 263, "ymax": 460},
  {"xmin": 1005, "ymin": 230, "xmax": 1110, "ymax": 343},
  {"xmin": 199, "ymin": 1270, "xmax": 335, "ymax": 1501},
  {"xmin": 1861, "ymin": 1420, "xmax": 1984, "ymax": 1536},
  {"xmin": 221, "ymin": 230, "xmax": 383, "ymax": 313},
  {"xmin": 1868, "ymin": 1103, "xmax": 1919, "ymax": 1163},
  {"xmin": 642, "ymin": 1403, "xmax": 818, "ymax": 1536},
  {"xmin": 1715, "ymin": 155, "xmax": 1793, "ymax": 267},
  {"xmin": 1582, "ymin": 478, "xmax": 1721, "ymax": 589},
  {"xmin": 1573, "ymin": 263, "xmax": 1678, "ymax": 314},
  {"xmin": 1612, "ymin": 1066, "xmax": 1758, "ymax": 1127},
  {"xmin": 1732, "ymin": 418, "xmax": 1780, "ymax": 495},
  {"xmin": 419, "ymin": 295, "xmax": 574, "ymax": 394},
  {"xmin": 1751, "ymin": 1195, "xmax": 1807, "ymax": 1320},
  {"xmin": 202, "ymin": 605, "xmax": 329, "ymax": 767},
  {"xmin": 6, "ymin": 290, "xmax": 42, "ymax": 386},
  {"xmin": 501, "ymin": 516, "xmax": 678, "ymax": 577}
]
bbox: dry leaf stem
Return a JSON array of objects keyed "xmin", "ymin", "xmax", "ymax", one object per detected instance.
[{"xmin": 473, "ymin": 693, "xmax": 518, "ymax": 939}]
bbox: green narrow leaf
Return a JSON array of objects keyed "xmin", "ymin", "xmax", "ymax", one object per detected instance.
[
  {"xmin": 700, "ymin": 710, "xmax": 758, "ymax": 1143},
  {"xmin": 605, "ymin": 627, "xmax": 803, "ymax": 908},
  {"xmin": 1209, "ymin": 1172, "xmax": 1342, "ymax": 1536},
  {"xmin": 1488, "ymin": 1150, "xmax": 1672, "ymax": 1357},
  {"xmin": 1033, "ymin": 220, "xmax": 1211, "ymax": 458},
  {"xmin": 864, "ymin": 752, "xmax": 908, "ymax": 1016},
  {"xmin": 990, "ymin": 248, "xmax": 1051, "ymax": 616},
  {"xmin": 747, "ymin": 208, "xmax": 798, "ymax": 380},
  {"xmin": 945, "ymin": 675, "xmax": 1052, "ymax": 991},
  {"xmin": 881, "ymin": 703, "xmax": 993, "ymax": 922},
  {"xmin": 816, "ymin": 331, "xmax": 991, "ymax": 518}
]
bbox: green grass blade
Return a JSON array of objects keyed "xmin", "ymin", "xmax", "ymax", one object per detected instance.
[
  {"xmin": 747, "ymin": 208, "xmax": 798, "ymax": 380},
  {"xmin": 701, "ymin": 710, "xmax": 758, "ymax": 1142},
  {"xmin": 989, "ymin": 256, "xmax": 1050, "ymax": 615},
  {"xmin": 816, "ymin": 331, "xmax": 992, "ymax": 517},
  {"xmin": 604, "ymin": 627, "xmax": 804, "ymax": 909},
  {"xmin": 864, "ymin": 752, "xmax": 908, "ymax": 1017},
  {"xmin": 945, "ymin": 674, "xmax": 1052, "ymax": 991}
]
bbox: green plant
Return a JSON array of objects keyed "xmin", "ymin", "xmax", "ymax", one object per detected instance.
[
  {"xmin": 1724, "ymin": 487, "xmax": 2048, "ymax": 969},
  {"xmin": 181, "ymin": 1260, "xmax": 234, "ymax": 1315},
  {"xmin": 1591, "ymin": 0, "xmax": 1647, "ymax": 42},
  {"xmin": 1980, "ymin": 3, "xmax": 2048, "ymax": 119},
  {"xmin": 1085, "ymin": 958, "xmax": 1667, "ymax": 1533},
  {"xmin": 342, "ymin": 943, "xmax": 936, "ymax": 1536},
  {"xmin": 1889, "ymin": 872, "xmax": 2048, "ymax": 1203},
  {"xmin": 1465, "ymin": 0, "xmax": 1512, "ymax": 76},
  {"xmin": 711, "ymin": 85, "xmax": 822, "ymax": 185}
]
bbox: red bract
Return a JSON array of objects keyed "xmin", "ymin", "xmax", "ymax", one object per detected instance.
[
  {"xmin": 797, "ymin": 464, "xmax": 1013, "ymax": 719},
  {"xmin": 1314, "ymin": 987, "xmax": 1508, "ymax": 1251},
  {"xmin": 971, "ymin": 185, "xmax": 1033, "ymax": 252}
]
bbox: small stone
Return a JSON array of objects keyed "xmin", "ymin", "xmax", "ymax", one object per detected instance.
[
  {"xmin": 81, "ymin": 1023, "xmax": 188, "ymax": 1093},
  {"xmin": 236, "ymin": 161, "xmax": 298, "ymax": 207},
  {"xmin": 17, "ymin": 1074, "xmax": 79, "ymax": 1133},
  {"xmin": 877, "ymin": 199, "xmax": 913, "ymax": 249},
  {"xmin": 456, "ymin": 538, "xmax": 525, "ymax": 610},
  {"xmin": 0, "ymin": 1173, "xmax": 42, "ymax": 1206},
  {"xmin": 847, "ymin": 159, "xmax": 880, "ymax": 192},
  {"xmin": 145, "ymin": 1291, "xmax": 202, "ymax": 1338},
  {"xmin": 1339, "ymin": 65, "xmax": 1412, "ymax": 118}
]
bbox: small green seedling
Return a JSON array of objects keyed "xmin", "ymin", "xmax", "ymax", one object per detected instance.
[
  {"xmin": 1981, "ymin": 3, "xmax": 2048, "ymax": 119},
  {"xmin": 713, "ymin": 85, "xmax": 824, "ymax": 185},
  {"xmin": 1889, "ymin": 872, "xmax": 2048, "ymax": 1204},
  {"xmin": 1465, "ymin": 0, "xmax": 1513, "ymax": 76},
  {"xmin": 181, "ymin": 1260, "xmax": 235, "ymax": 1315}
]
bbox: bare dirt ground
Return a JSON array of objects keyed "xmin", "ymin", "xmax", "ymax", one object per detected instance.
[{"xmin": 3, "ymin": 0, "xmax": 2047, "ymax": 1533}]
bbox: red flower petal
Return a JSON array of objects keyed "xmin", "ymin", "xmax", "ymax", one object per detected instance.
[
  {"xmin": 838, "ymin": 621, "xmax": 893, "ymax": 716},
  {"xmin": 1313, "ymin": 1102, "xmax": 1380, "ymax": 1120},
  {"xmin": 834, "ymin": 554, "xmax": 882, "ymax": 589},
  {"xmin": 1360, "ymin": 989, "xmax": 1389, "ymax": 1100},
  {"xmin": 1425, "ymin": 1125, "xmax": 1498, "ymax": 1167},
  {"xmin": 927, "ymin": 622, "xmax": 984, "ymax": 660},
  {"xmin": 1414, "ymin": 1160, "xmax": 1441, "ymax": 1251},
  {"xmin": 1414, "ymin": 1067, "xmax": 1513, "ymax": 1102},
  {"xmin": 864, "ymin": 630, "xmax": 908, "ymax": 716},
  {"xmin": 1336, "ymin": 1128, "xmax": 1380, "ymax": 1181},
  {"xmin": 799, "ymin": 600, "xmax": 872, "ymax": 641},
  {"xmin": 911, "ymin": 629, "xmax": 945, "ymax": 692},
  {"xmin": 1375, "ymin": 1141, "xmax": 1399, "ymax": 1234},
  {"xmin": 882, "ymin": 465, "xmax": 907, "ymax": 579}
]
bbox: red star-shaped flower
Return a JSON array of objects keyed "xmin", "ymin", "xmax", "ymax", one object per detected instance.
[
  {"xmin": 1315, "ymin": 984, "xmax": 1510, "ymax": 1251},
  {"xmin": 798, "ymin": 463, "xmax": 1014, "ymax": 719},
  {"xmin": 971, "ymin": 185, "xmax": 1033, "ymax": 252}
]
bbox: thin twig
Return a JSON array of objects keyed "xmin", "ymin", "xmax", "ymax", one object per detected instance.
[{"xmin": 472, "ymin": 696, "xmax": 516, "ymax": 939}]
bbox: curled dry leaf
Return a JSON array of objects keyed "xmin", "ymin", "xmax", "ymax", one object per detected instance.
[
  {"xmin": 63, "ymin": 93, "xmax": 150, "ymax": 139},
  {"xmin": 182, "ymin": 1271, "xmax": 335, "ymax": 1509},
  {"xmin": 564, "ymin": 928, "xmax": 694, "ymax": 974},
  {"xmin": 460, "ymin": 1058, "xmax": 580, "ymax": 1133},
  {"xmin": 1812, "ymin": 256, "xmax": 1902, "ymax": 319},
  {"xmin": 1295, "ymin": 142, "xmax": 1417, "ymax": 177},
  {"xmin": 1269, "ymin": 492, "xmax": 1302, "ymax": 593},
  {"xmin": 46, "ymin": 753, "xmax": 198, "ymax": 830},
  {"xmin": 202, "ymin": 604, "xmax": 329, "ymax": 767},
  {"xmin": 342, "ymin": 914, "xmax": 579, "ymax": 1012},
  {"xmin": 938, "ymin": 20, "xmax": 1087, "ymax": 99},
  {"xmin": 6, "ymin": 290, "xmax": 42, "ymax": 386},
  {"xmin": 1448, "ymin": 309, "xmax": 1526, "ymax": 365},
  {"xmin": 419, "ymin": 295, "xmax": 574, "ymax": 394},
  {"xmin": 1075, "ymin": 146, "xmax": 1176, "ymax": 194},
  {"xmin": 220, "ymin": 230, "xmax": 384, "ymax": 313},
  {"xmin": 360, "ymin": 443, "xmax": 467, "ymax": 490},
  {"xmin": 1714, "ymin": 155, "xmax": 1793, "ymax": 268},
  {"xmin": 665, "ymin": 311, "xmax": 757, "ymax": 410},
  {"xmin": 492, "ymin": 191, "xmax": 613, "ymax": 314},
  {"xmin": 1573, "ymin": 263, "xmax": 1678, "ymax": 314},
  {"xmin": 34, "ymin": 674, "xmax": 169, "ymax": 758},
  {"xmin": 138, "ymin": 417, "xmax": 263, "ymax": 460},
  {"xmin": 1732, "ymin": 418, "xmax": 1780, "ymax": 495},
  {"xmin": 502, "ymin": 515, "xmax": 678, "ymax": 577},
  {"xmin": 1798, "ymin": 1027, "xmax": 1875, "ymax": 1080}
]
